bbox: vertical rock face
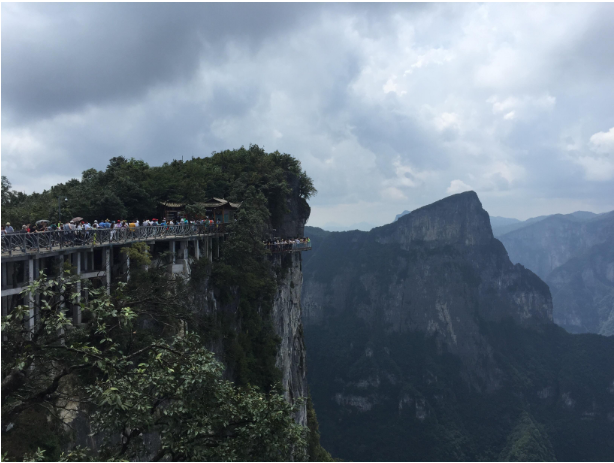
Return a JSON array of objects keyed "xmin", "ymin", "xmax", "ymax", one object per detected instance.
[
  {"xmin": 274, "ymin": 172, "xmax": 311, "ymax": 239},
  {"xmin": 272, "ymin": 253, "xmax": 307, "ymax": 425},
  {"xmin": 303, "ymin": 191, "xmax": 552, "ymax": 361},
  {"xmin": 269, "ymin": 174, "xmax": 310, "ymax": 424}
]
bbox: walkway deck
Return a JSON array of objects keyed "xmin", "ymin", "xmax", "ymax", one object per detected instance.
[
  {"xmin": 1, "ymin": 224, "xmax": 220, "ymax": 260},
  {"xmin": 1, "ymin": 225, "xmax": 311, "ymax": 260}
]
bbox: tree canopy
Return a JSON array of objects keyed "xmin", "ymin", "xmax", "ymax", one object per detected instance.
[{"xmin": 1, "ymin": 145, "xmax": 316, "ymax": 228}]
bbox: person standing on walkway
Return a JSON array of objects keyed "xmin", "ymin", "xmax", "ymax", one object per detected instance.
[{"xmin": 5, "ymin": 222, "xmax": 14, "ymax": 234}]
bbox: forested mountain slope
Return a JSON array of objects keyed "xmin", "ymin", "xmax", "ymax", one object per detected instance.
[{"xmin": 302, "ymin": 192, "xmax": 614, "ymax": 461}]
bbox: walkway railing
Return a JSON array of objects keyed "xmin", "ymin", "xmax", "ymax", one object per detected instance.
[
  {"xmin": 1, "ymin": 224, "xmax": 224, "ymax": 257},
  {"xmin": 266, "ymin": 242, "xmax": 312, "ymax": 253}
]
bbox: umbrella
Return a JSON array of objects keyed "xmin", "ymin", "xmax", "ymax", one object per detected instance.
[
  {"xmin": 36, "ymin": 219, "xmax": 50, "ymax": 225},
  {"xmin": 70, "ymin": 217, "xmax": 84, "ymax": 223}
]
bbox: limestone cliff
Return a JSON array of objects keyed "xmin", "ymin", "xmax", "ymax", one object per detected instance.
[
  {"xmin": 303, "ymin": 191, "xmax": 552, "ymax": 362},
  {"xmin": 300, "ymin": 192, "xmax": 614, "ymax": 462},
  {"xmin": 269, "ymin": 171, "xmax": 310, "ymax": 424},
  {"xmin": 272, "ymin": 253, "xmax": 307, "ymax": 425}
]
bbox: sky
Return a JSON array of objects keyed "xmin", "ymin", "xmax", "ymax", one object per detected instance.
[{"xmin": 2, "ymin": 3, "xmax": 614, "ymax": 230}]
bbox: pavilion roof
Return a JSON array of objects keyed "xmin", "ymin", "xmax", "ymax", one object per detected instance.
[
  {"xmin": 160, "ymin": 201, "xmax": 185, "ymax": 208},
  {"xmin": 197, "ymin": 197, "xmax": 242, "ymax": 209}
]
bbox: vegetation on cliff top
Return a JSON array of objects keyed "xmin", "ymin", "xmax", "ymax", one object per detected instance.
[{"xmin": 1, "ymin": 144, "xmax": 316, "ymax": 227}]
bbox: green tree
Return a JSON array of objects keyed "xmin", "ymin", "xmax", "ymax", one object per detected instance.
[
  {"xmin": 2, "ymin": 175, "xmax": 14, "ymax": 209},
  {"xmin": 1, "ymin": 271, "xmax": 306, "ymax": 461}
]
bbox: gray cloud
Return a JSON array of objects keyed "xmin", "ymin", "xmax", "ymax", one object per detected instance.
[{"xmin": 2, "ymin": 3, "xmax": 614, "ymax": 227}]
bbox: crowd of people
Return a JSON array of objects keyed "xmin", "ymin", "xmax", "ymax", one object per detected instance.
[
  {"xmin": 2, "ymin": 218, "xmax": 311, "ymax": 253},
  {"xmin": 1, "ymin": 217, "xmax": 223, "ymax": 235},
  {"xmin": 264, "ymin": 237, "xmax": 311, "ymax": 252}
]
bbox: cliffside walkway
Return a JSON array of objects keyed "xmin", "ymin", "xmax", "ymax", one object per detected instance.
[
  {"xmin": 1, "ymin": 225, "xmax": 312, "ymax": 319},
  {"xmin": 1, "ymin": 224, "xmax": 220, "ymax": 258},
  {"xmin": 266, "ymin": 242, "xmax": 312, "ymax": 253}
]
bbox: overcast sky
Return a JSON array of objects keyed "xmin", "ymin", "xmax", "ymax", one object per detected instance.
[{"xmin": 2, "ymin": 3, "xmax": 614, "ymax": 229}]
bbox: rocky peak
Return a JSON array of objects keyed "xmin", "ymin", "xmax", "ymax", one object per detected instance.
[
  {"xmin": 375, "ymin": 191, "xmax": 494, "ymax": 248},
  {"xmin": 302, "ymin": 191, "xmax": 553, "ymax": 360}
]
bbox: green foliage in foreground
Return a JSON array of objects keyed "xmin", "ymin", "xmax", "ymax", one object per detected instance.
[{"xmin": 1, "ymin": 272, "xmax": 306, "ymax": 461}]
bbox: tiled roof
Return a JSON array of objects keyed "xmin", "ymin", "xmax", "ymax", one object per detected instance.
[{"xmin": 160, "ymin": 201, "xmax": 185, "ymax": 208}]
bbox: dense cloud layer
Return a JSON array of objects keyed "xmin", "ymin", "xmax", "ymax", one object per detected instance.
[{"xmin": 3, "ymin": 3, "xmax": 614, "ymax": 228}]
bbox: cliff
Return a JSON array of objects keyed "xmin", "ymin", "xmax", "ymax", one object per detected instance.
[
  {"xmin": 272, "ymin": 253, "xmax": 308, "ymax": 425},
  {"xmin": 301, "ymin": 192, "xmax": 614, "ymax": 461},
  {"xmin": 304, "ymin": 191, "xmax": 552, "ymax": 362}
]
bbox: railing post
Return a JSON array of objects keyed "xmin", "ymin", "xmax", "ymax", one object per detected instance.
[
  {"xmin": 27, "ymin": 258, "xmax": 34, "ymax": 335},
  {"xmin": 74, "ymin": 252, "xmax": 82, "ymax": 325},
  {"xmin": 106, "ymin": 248, "xmax": 111, "ymax": 295}
]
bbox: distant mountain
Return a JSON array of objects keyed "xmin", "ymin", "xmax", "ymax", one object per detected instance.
[
  {"xmin": 489, "ymin": 215, "xmax": 521, "ymax": 227},
  {"xmin": 319, "ymin": 222, "xmax": 377, "ymax": 232},
  {"xmin": 491, "ymin": 211, "xmax": 602, "ymax": 237},
  {"xmin": 302, "ymin": 192, "xmax": 614, "ymax": 461},
  {"xmin": 545, "ymin": 239, "xmax": 614, "ymax": 336},
  {"xmin": 302, "ymin": 226, "xmax": 331, "ymax": 267},
  {"xmin": 567, "ymin": 211, "xmax": 601, "ymax": 221},
  {"xmin": 498, "ymin": 211, "xmax": 614, "ymax": 335},
  {"xmin": 393, "ymin": 210, "xmax": 410, "ymax": 222}
]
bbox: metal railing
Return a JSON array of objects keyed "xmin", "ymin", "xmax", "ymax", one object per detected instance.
[
  {"xmin": 1, "ymin": 224, "xmax": 225, "ymax": 256},
  {"xmin": 266, "ymin": 242, "xmax": 312, "ymax": 253}
]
